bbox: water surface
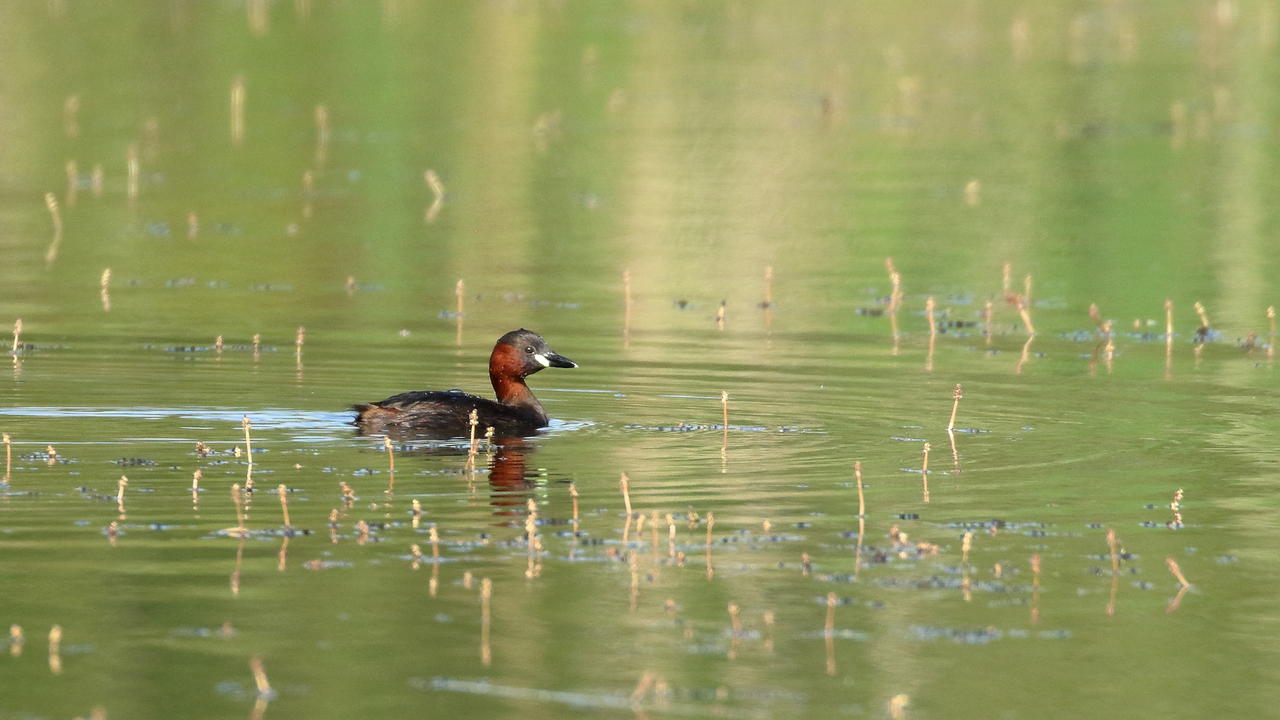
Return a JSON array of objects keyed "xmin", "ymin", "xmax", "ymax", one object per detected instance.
[{"xmin": 2, "ymin": 2, "xmax": 1279, "ymax": 718}]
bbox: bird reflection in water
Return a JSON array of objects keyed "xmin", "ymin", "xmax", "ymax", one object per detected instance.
[{"xmin": 359, "ymin": 424, "xmax": 540, "ymax": 518}]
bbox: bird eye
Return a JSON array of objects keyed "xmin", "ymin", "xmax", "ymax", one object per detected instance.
[{"xmin": 525, "ymin": 346, "xmax": 534, "ymax": 353}]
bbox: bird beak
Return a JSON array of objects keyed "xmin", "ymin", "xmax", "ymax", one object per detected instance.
[{"xmin": 541, "ymin": 351, "xmax": 577, "ymax": 368}]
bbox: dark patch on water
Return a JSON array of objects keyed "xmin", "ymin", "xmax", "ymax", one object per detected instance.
[
  {"xmin": 115, "ymin": 457, "xmax": 157, "ymax": 466},
  {"xmin": 910, "ymin": 625, "xmax": 1071, "ymax": 644}
]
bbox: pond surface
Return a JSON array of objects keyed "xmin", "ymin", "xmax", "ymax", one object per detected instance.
[{"xmin": 2, "ymin": 2, "xmax": 1279, "ymax": 718}]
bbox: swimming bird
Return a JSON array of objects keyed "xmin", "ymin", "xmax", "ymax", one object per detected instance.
[{"xmin": 353, "ymin": 329, "xmax": 576, "ymax": 436}]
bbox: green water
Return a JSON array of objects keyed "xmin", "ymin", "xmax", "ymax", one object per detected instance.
[{"xmin": 2, "ymin": 2, "xmax": 1279, "ymax": 718}]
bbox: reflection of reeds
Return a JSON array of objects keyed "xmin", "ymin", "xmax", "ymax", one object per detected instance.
[
  {"xmin": 1089, "ymin": 303, "xmax": 1104, "ymax": 333},
  {"xmin": 424, "ymin": 170, "xmax": 445, "ymax": 224},
  {"xmin": 1106, "ymin": 528, "xmax": 1120, "ymax": 616},
  {"xmin": 116, "ymin": 476, "xmax": 128, "ymax": 517},
  {"xmin": 727, "ymin": 602, "xmax": 743, "ymax": 659},
  {"xmin": 1030, "ymin": 554, "xmax": 1041, "ymax": 624},
  {"xmin": 715, "ymin": 300, "xmax": 726, "ymax": 330},
  {"xmin": 925, "ymin": 296, "xmax": 937, "ymax": 372},
  {"xmin": 854, "ymin": 462, "xmax": 867, "ymax": 574},
  {"xmin": 44, "ymin": 193, "xmax": 62, "ymax": 265},
  {"xmin": 231, "ymin": 483, "xmax": 247, "ymax": 536},
  {"xmin": 1267, "ymin": 306, "xmax": 1276, "ymax": 360},
  {"xmin": 704, "ymin": 512, "xmax": 715, "ymax": 580},
  {"xmin": 479, "ymin": 578, "xmax": 492, "ymax": 665},
  {"xmin": 126, "ymin": 144, "xmax": 139, "ymax": 203},
  {"xmin": 8, "ymin": 625, "xmax": 22, "ymax": 657},
  {"xmin": 920, "ymin": 442, "xmax": 931, "ymax": 503},
  {"xmin": 1015, "ymin": 333, "xmax": 1035, "ymax": 374},
  {"xmin": 192, "ymin": 469, "xmax": 201, "ymax": 509},
  {"xmin": 64, "ymin": 95, "xmax": 79, "ymax": 138},
  {"xmin": 301, "ymin": 170, "xmax": 314, "ymax": 219},
  {"xmin": 622, "ymin": 269, "xmax": 632, "ymax": 346},
  {"xmin": 230, "ymin": 76, "xmax": 246, "ymax": 145},
  {"xmin": 665, "ymin": 512, "xmax": 676, "ymax": 559},
  {"xmin": 277, "ymin": 534, "xmax": 289, "ymax": 572},
  {"xmin": 65, "ymin": 160, "xmax": 78, "ymax": 207},
  {"xmin": 455, "ymin": 279, "xmax": 465, "ymax": 346},
  {"xmin": 824, "ymin": 592, "xmax": 837, "ymax": 675},
  {"xmin": 887, "ymin": 259, "xmax": 903, "ymax": 353},
  {"xmin": 569, "ymin": 482, "xmax": 580, "ymax": 535},
  {"xmin": 2, "ymin": 432, "xmax": 10, "ymax": 481},
  {"xmin": 10, "ymin": 319, "xmax": 21, "ymax": 356},
  {"xmin": 48, "ymin": 625, "xmax": 62, "ymax": 675},
  {"xmin": 720, "ymin": 391, "xmax": 729, "ymax": 453},
  {"xmin": 964, "ymin": 178, "xmax": 981, "ymax": 206},
  {"xmin": 314, "ymin": 105, "xmax": 329, "ymax": 167},
  {"xmin": 525, "ymin": 498, "xmax": 542, "ymax": 578},
  {"xmin": 100, "ymin": 268, "xmax": 112, "ymax": 312}
]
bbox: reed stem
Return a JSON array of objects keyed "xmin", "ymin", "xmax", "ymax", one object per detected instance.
[
  {"xmin": 249, "ymin": 656, "xmax": 272, "ymax": 696},
  {"xmin": 947, "ymin": 384, "xmax": 963, "ymax": 431},
  {"xmin": 116, "ymin": 475, "xmax": 128, "ymax": 515},
  {"xmin": 277, "ymin": 484, "xmax": 290, "ymax": 527},
  {"xmin": 854, "ymin": 461, "xmax": 865, "ymax": 518},
  {"xmin": 620, "ymin": 472, "xmax": 633, "ymax": 517},
  {"xmin": 1165, "ymin": 557, "xmax": 1191, "ymax": 587},
  {"xmin": 1106, "ymin": 528, "xmax": 1120, "ymax": 574},
  {"xmin": 242, "ymin": 416, "xmax": 254, "ymax": 467}
]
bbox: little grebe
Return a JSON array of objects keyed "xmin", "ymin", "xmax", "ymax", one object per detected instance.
[{"xmin": 353, "ymin": 329, "xmax": 576, "ymax": 436}]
